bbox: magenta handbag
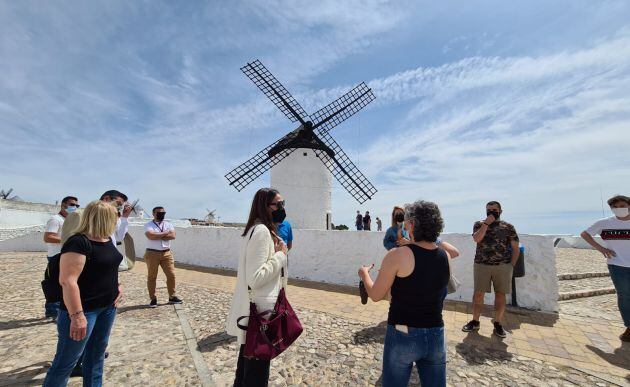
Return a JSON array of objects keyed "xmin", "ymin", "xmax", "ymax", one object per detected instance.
[{"xmin": 237, "ymin": 280, "xmax": 303, "ymax": 360}]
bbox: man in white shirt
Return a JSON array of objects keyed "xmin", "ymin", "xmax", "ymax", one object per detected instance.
[
  {"xmin": 43, "ymin": 195, "xmax": 79, "ymax": 318},
  {"xmin": 581, "ymin": 194, "xmax": 630, "ymax": 342},
  {"xmin": 144, "ymin": 206, "xmax": 182, "ymax": 307}
]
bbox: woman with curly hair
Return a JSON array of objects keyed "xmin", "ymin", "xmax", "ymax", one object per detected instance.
[{"xmin": 359, "ymin": 200, "xmax": 450, "ymax": 387}]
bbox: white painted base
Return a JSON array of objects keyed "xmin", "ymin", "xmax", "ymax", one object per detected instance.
[{"xmin": 270, "ymin": 148, "xmax": 332, "ymax": 230}]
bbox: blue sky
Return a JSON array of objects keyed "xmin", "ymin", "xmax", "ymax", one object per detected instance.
[{"xmin": 1, "ymin": 1, "xmax": 629, "ymax": 234}]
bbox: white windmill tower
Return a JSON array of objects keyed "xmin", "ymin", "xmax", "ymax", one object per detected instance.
[{"xmin": 225, "ymin": 60, "xmax": 377, "ymax": 230}]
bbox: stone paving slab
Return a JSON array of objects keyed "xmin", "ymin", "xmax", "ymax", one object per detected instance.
[
  {"xmin": 556, "ymin": 248, "xmax": 610, "ymax": 275},
  {"xmin": 559, "ymin": 277, "xmax": 614, "ymax": 293},
  {"xmin": 1, "ymin": 252, "xmax": 630, "ymax": 386}
]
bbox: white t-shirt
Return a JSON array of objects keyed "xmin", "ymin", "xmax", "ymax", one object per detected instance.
[
  {"xmin": 144, "ymin": 220, "xmax": 175, "ymax": 250},
  {"xmin": 586, "ymin": 216, "xmax": 630, "ymax": 268},
  {"xmin": 45, "ymin": 214, "xmax": 65, "ymax": 257}
]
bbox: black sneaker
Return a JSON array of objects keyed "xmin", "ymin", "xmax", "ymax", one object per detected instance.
[
  {"xmin": 462, "ymin": 320, "xmax": 480, "ymax": 332},
  {"xmin": 493, "ymin": 321, "xmax": 507, "ymax": 338},
  {"xmin": 168, "ymin": 296, "xmax": 183, "ymax": 304},
  {"xmin": 149, "ymin": 298, "xmax": 158, "ymax": 308},
  {"xmin": 359, "ymin": 281, "xmax": 368, "ymax": 305}
]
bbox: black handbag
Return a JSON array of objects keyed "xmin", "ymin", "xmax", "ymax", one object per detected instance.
[{"xmin": 41, "ymin": 234, "xmax": 92, "ymax": 303}]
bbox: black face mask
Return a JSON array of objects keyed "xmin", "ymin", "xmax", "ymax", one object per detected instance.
[
  {"xmin": 394, "ymin": 213, "xmax": 404, "ymax": 223},
  {"xmin": 156, "ymin": 212, "xmax": 166, "ymax": 221},
  {"xmin": 486, "ymin": 210, "xmax": 500, "ymax": 221},
  {"xmin": 272, "ymin": 208, "xmax": 286, "ymax": 224}
]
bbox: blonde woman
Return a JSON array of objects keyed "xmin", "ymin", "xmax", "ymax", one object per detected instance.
[
  {"xmin": 227, "ymin": 188, "xmax": 288, "ymax": 387},
  {"xmin": 44, "ymin": 201, "xmax": 123, "ymax": 387}
]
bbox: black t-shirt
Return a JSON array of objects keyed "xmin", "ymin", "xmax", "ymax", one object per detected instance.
[
  {"xmin": 60, "ymin": 234, "xmax": 123, "ymax": 311},
  {"xmin": 387, "ymin": 244, "xmax": 449, "ymax": 328}
]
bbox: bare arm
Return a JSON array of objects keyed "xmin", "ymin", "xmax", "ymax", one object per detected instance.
[
  {"xmin": 472, "ymin": 223, "xmax": 489, "ymax": 243},
  {"xmin": 145, "ymin": 230, "xmax": 168, "ymax": 240},
  {"xmin": 44, "ymin": 232, "xmax": 61, "ymax": 244},
  {"xmin": 59, "ymin": 251, "xmax": 88, "ymax": 341},
  {"xmin": 359, "ymin": 251, "xmax": 399, "ymax": 302},
  {"xmin": 161, "ymin": 229, "xmax": 176, "ymax": 241},
  {"xmin": 510, "ymin": 240, "xmax": 520, "ymax": 265},
  {"xmin": 440, "ymin": 241, "xmax": 460, "ymax": 259},
  {"xmin": 580, "ymin": 231, "xmax": 616, "ymax": 258}
]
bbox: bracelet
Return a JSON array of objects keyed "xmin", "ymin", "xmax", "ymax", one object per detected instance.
[{"xmin": 70, "ymin": 310, "xmax": 84, "ymax": 318}]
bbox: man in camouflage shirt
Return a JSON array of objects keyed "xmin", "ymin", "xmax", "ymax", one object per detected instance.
[{"xmin": 462, "ymin": 201, "xmax": 520, "ymax": 338}]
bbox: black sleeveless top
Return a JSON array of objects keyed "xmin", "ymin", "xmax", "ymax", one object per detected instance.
[{"xmin": 387, "ymin": 244, "xmax": 449, "ymax": 328}]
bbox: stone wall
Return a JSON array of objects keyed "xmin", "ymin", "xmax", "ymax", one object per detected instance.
[{"xmin": 0, "ymin": 225, "xmax": 559, "ymax": 312}]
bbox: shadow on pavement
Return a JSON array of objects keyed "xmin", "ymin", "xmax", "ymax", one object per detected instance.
[
  {"xmin": 198, "ymin": 331, "xmax": 236, "ymax": 352},
  {"xmin": 0, "ymin": 361, "xmax": 50, "ymax": 386},
  {"xmin": 353, "ymin": 321, "xmax": 387, "ymax": 345},
  {"xmin": 0, "ymin": 317, "xmax": 53, "ymax": 331},
  {"xmin": 455, "ymin": 331, "xmax": 512, "ymax": 364},
  {"xmin": 586, "ymin": 342, "xmax": 630, "ymax": 371}
]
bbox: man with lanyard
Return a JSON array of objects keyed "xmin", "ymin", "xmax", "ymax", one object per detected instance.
[
  {"xmin": 43, "ymin": 195, "xmax": 79, "ymax": 319},
  {"xmin": 144, "ymin": 206, "xmax": 182, "ymax": 307}
]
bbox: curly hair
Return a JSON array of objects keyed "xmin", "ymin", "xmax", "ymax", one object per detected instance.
[{"xmin": 404, "ymin": 200, "xmax": 444, "ymax": 242}]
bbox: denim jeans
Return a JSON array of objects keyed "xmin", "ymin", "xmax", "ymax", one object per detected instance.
[
  {"xmin": 382, "ymin": 324, "xmax": 446, "ymax": 387},
  {"xmin": 43, "ymin": 306, "xmax": 117, "ymax": 387},
  {"xmin": 608, "ymin": 264, "xmax": 630, "ymax": 327},
  {"xmin": 44, "ymin": 256, "xmax": 60, "ymax": 318}
]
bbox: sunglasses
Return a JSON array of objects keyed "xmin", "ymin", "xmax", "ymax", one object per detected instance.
[
  {"xmin": 68, "ymin": 204, "xmax": 80, "ymax": 208},
  {"xmin": 270, "ymin": 200, "xmax": 285, "ymax": 210}
]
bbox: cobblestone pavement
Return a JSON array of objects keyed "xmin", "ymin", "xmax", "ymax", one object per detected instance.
[
  {"xmin": 1, "ymin": 251, "xmax": 629, "ymax": 386},
  {"xmin": 558, "ymin": 277, "xmax": 614, "ymax": 293},
  {"xmin": 556, "ymin": 248, "xmax": 609, "ymax": 275},
  {"xmin": 559, "ymin": 294, "xmax": 622, "ymax": 323}
]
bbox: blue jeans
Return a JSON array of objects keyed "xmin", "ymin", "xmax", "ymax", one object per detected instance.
[
  {"xmin": 44, "ymin": 306, "xmax": 117, "ymax": 387},
  {"xmin": 609, "ymin": 264, "xmax": 630, "ymax": 327},
  {"xmin": 45, "ymin": 256, "xmax": 60, "ymax": 317},
  {"xmin": 382, "ymin": 324, "xmax": 446, "ymax": 387}
]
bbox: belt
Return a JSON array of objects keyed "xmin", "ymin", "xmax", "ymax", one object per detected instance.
[{"xmin": 146, "ymin": 248, "xmax": 170, "ymax": 252}]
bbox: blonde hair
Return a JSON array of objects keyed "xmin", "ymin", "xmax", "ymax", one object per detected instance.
[
  {"xmin": 72, "ymin": 200, "xmax": 118, "ymax": 239},
  {"xmin": 391, "ymin": 205, "xmax": 405, "ymax": 228}
]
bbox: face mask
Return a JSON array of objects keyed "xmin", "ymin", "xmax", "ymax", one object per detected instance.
[
  {"xmin": 156, "ymin": 212, "xmax": 166, "ymax": 221},
  {"xmin": 612, "ymin": 207, "xmax": 629, "ymax": 218},
  {"xmin": 272, "ymin": 208, "xmax": 286, "ymax": 224},
  {"xmin": 486, "ymin": 210, "xmax": 500, "ymax": 220},
  {"xmin": 66, "ymin": 205, "xmax": 77, "ymax": 214},
  {"xmin": 394, "ymin": 213, "xmax": 404, "ymax": 223}
]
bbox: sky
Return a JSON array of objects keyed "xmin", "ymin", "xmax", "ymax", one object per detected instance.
[{"xmin": 1, "ymin": 0, "xmax": 629, "ymax": 234}]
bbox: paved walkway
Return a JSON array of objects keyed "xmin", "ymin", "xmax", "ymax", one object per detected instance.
[{"xmin": 1, "ymin": 252, "xmax": 629, "ymax": 386}]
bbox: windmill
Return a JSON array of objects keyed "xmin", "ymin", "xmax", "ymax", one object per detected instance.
[
  {"xmin": 0, "ymin": 188, "xmax": 15, "ymax": 200},
  {"xmin": 225, "ymin": 60, "xmax": 377, "ymax": 230},
  {"xmin": 205, "ymin": 209, "xmax": 216, "ymax": 224}
]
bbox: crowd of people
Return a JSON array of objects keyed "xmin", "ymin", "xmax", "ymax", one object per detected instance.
[{"xmin": 39, "ymin": 188, "xmax": 630, "ymax": 386}]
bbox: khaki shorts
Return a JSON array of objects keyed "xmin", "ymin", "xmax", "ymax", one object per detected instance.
[{"xmin": 474, "ymin": 263, "xmax": 513, "ymax": 294}]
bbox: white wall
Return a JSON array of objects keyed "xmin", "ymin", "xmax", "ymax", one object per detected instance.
[
  {"xmin": 126, "ymin": 226, "xmax": 559, "ymax": 312},
  {"xmin": 554, "ymin": 235, "xmax": 600, "ymax": 249},
  {"xmin": 0, "ymin": 224, "xmax": 558, "ymax": 312}
]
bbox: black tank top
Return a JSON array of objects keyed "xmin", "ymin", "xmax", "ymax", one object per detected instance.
[{"xmin": 387, "ymin": 244, "xmax": 449, "ymax": 328}]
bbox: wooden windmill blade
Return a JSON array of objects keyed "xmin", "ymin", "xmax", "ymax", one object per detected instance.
[
  {"xmin": 311, "ymin": 82, "xmax": 375, "ymax": 134},
  {"xmin": 241, "ymin": 60, "xmax": 309, "ymax": 124},
  {"xmin": 224, "ymin": 136, "xmax": 298, "ymax": 192},
  {"xmin": 314, "ymin": 130, "xmax": 377, "ymax": 204}
]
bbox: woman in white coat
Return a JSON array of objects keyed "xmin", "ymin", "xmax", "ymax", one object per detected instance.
[{"xmin": 227, "ymin": 188, "xmax": 288, "ymax": 387}]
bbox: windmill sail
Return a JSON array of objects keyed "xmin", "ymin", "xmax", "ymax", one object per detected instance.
[
  {"xmin": 241, "ymin": 60, "xmax": 308, "ymax": 124},
  {"xmin": 314, "ymin": 130, "xmax": 377, "ymax": 204},
  {"xmin": 311, "ymin": 82, "xmax": 375, "ymax": 133},
  {"xmin": 225, "ymin": 138, "xmax": 298, "ymax": 192}
]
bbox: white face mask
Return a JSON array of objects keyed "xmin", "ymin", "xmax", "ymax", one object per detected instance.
[{"xmin": 612, "ymin": 207, "xmax": 629, "ymax": 218}]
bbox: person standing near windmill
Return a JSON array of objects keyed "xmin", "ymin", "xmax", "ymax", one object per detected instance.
[
  {"xmin": 144, "ymin": 206, "xmax": 182, "ymax": 308},
  {"xmin": 355, "ymin": 211, "xmax": 364, "ymax": 231},
  {"xmin": 227, "ymin": 188, "xmax": 291, "ymax": 386},
  {"xmin": 363, "ymin": 211, "xmax": 372, "ymax": 231}
]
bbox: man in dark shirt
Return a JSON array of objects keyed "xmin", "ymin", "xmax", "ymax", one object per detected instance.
[
  {"xmin": 462, "ymin": 201, "xmax": 520, "ymax": 338},
  {"xmin": 355, "ymin": 211, "xmax": 363, "ymax": 231},
  {"xmin": 363, "ymin": 211, "xmax": 371, "ymax": 231}
]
